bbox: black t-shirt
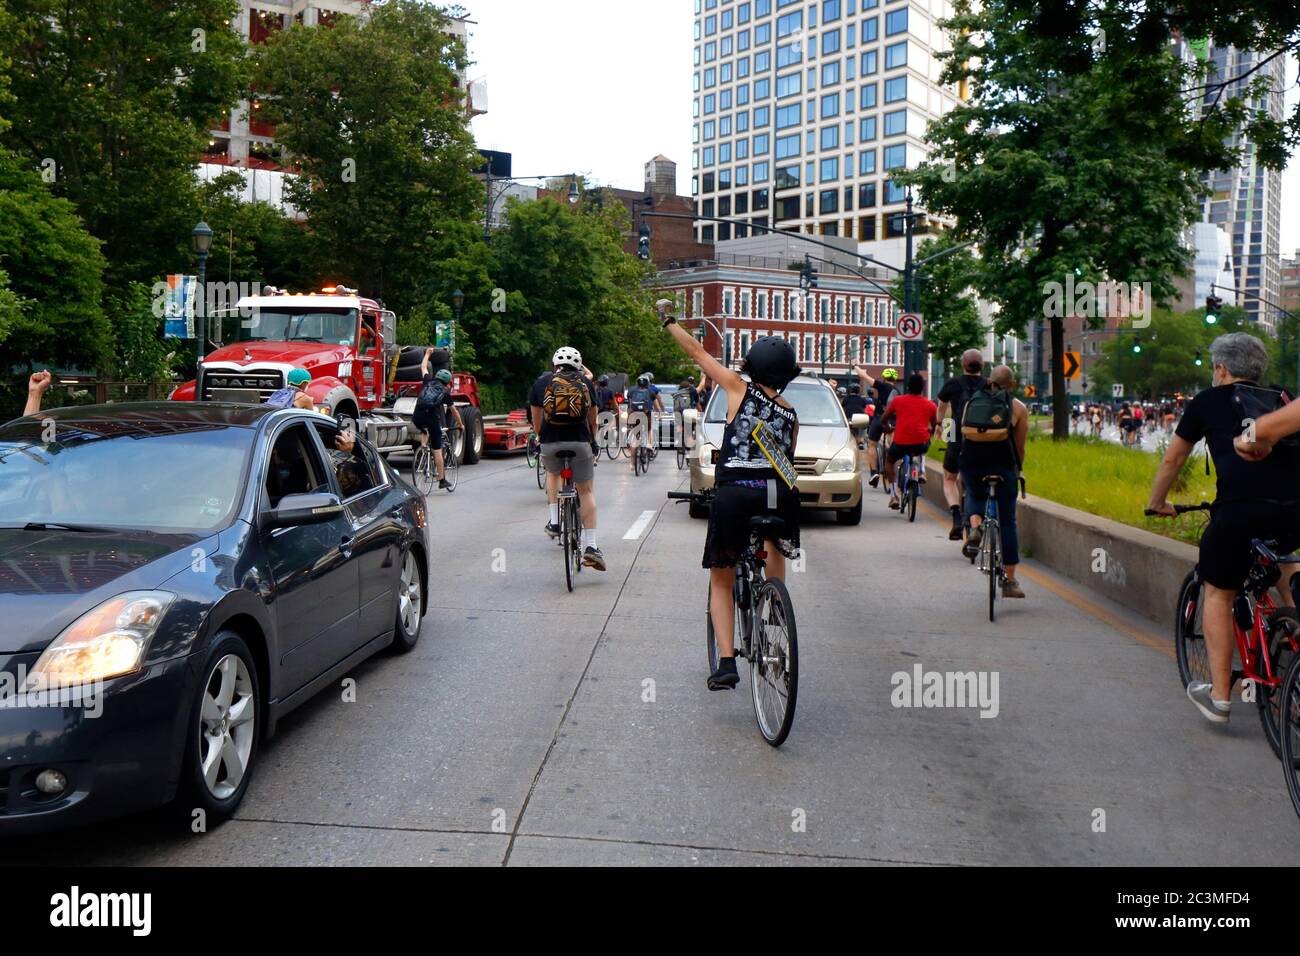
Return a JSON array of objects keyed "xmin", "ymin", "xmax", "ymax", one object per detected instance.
[
  {"xmin": 1176, "ymin": 384, "xmax": 1300, "ymax": 504},
  {"xmin": 843, "ymin": 395, "xmax": 869, "ymax": 418},
  {"xmin": 529, "ymin": 370, "xmax": 599, "ymax": 443},
  {"xmin": 596, "ymin": 385, "xmax": 616, "ymax": 411},
  {"xmin": 938, "ymin": 374, "xmax": 987, "ymax": 430},
  {"xmin": 417, "ymin": 373, "xmax": 454, "ymax": 428},
  {"xmin": 870, "ymin": 381, "xmax": 896, "ymax": 418}
]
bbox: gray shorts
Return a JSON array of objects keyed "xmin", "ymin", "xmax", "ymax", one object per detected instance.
[{"xmin": 541, "ymin": 441, "xmax": 595, "ymax": 481}]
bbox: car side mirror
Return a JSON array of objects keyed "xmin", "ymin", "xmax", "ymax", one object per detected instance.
[
  {"xmin": 851, "ymin": 414, "xmax": 870, "ymax": 429},
  {"xmin": 263, "ymin": 492, "xmax": 344, "ymax": 530}
]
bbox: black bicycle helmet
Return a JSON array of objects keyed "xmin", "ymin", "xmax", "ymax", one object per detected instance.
[
  {"xmin": 741, "ymin": 335, "xmax": 800, "ymax": 390},
  {"xmin": 848, "ymin": 381, "xmax": 861, "ymax": 394}
]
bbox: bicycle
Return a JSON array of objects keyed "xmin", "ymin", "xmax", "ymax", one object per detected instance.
[
  {"xmin": 555, "ymin": 450, "xmax": 583, "ymax": 592},
  {"xmin": 668, "ymin": 489, "xmax": 799, "ymax": 746},
  {"xmin": 877, "ymin": 429, "xmax": 895, "ymax": 497},
  {"xmin": 970, "ymin": 473, "xmax": 1026, "ymax": 622},
  {"xmin": 525, "ymin": 431, "xmax": 540, "ymax": 470},
  {"xmin": 1150, "ymin": 502, "xmax": 1300, "ymax": 759},
  {"xmin": 412, "ymin": 427, "xmax": 459, "ymax": 494},
  {"xmin": 893, "ymin": 450, "xmax": 922, "ymax": 523}
]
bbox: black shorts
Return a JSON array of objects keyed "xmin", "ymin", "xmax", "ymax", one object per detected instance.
[
  {"xmin": 413, "ymin": 407, "xmax": 444, "ymax": 448},
  {"xmin": 867, "ymin": 418, "xmax": 886, "ymax": 442},
  {"xmin": 702, "ymin": 481, "xmax": 801, "ymax": 569},
  {"xmin": 1198, "ymin": 499, "xmax": 1300, "ymax": 591},
  {"xmin": 887, "ymin": 441, "xmax": 930, "ymax": 465},
  {"xmin": 942, "ymin": 439, "xmax": 961, "ymax": 474}
]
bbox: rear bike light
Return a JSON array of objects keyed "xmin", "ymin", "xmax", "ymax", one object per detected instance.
[{"xmin": 561, "ymin": 468, "xmax": 573, "ymax": 480}]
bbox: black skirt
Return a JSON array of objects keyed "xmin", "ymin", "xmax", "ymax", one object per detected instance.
[{"xmin": 702, "ymin": 481, "xmax": 802, "ymax": 569}]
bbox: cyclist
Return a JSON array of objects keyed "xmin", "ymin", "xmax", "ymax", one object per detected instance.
[
  {"xmin": 1149, "ymin": 333, "xmax": 1300, "ymax": 723},
  {"xmin": 263, "ymin": 367, "xmax": 315, "ymax": 410},
  {"xmin": 843, "ymin": 381, "xmax": 870, "ymax": 466},
  {"xmin": 624, "ymin": 374, "xmax": 663, "ymax": 468},
  {"xmin": 880, "ymin": 373, "xmax": 937, "ymax": 510},
  {"xmin": 935, "ymin": 349, "xmax": 987, "ymax": 540},
  {"xmin": 960, "ymin": 365, "xmax": 1029, "ymax": 599},
  {"xmin": 595, "ymin": 375, "xmax": 617, "ymax": 413},
  {"xmin": 530, "ymin": 346, "xmax": 605, "ymax": 571},
  {"xmin": 413, "ymin": 352, "xmax": 462, "ymax": 491},
  {"xmin": 661, "ymin": 312, "xmax": 801, "ymax": 691},
  {"xmin": 1117, "ymin": 402, "xmax": 1138, "ymax": 447},
  {"xmin": 852, "ymin": 365, "xmax": 900, "ymax": 487}
]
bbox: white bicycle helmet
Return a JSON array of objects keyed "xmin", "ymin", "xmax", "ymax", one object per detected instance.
[{"xmin": 552, "ymin": 345, "xmax": 583, "ymax": 370}]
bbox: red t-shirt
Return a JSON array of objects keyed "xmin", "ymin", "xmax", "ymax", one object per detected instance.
[{"xmin": 889, "ymin": 394, "xmax": 937, "ymax": 445}]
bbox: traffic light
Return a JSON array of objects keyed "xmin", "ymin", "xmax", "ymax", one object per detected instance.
[
  {"xmin": 799, "ymin": 259, "xmax": 818, "ymax": 291},
  {"xmin": 1194, "ymin": 350, "xmax": 1203, "ymax": 367},
  {"xmin": 1132, "ymin": 337, "xmax": 1142, "ymax": 354},
  {"xmin": 637, "ymin": 225, "xmax": 651, "ymax": 260},
  {"xmin": 1205, "ymin": 295, "xmax": 1222, "ymax": 325}
]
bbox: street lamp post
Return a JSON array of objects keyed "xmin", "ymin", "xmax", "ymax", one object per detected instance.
[
  {"xmin": 450, "ymin": 288, "xmax": 464, "ymax": 364},
  {"xmin": 191, "ymin": 221, "xmax": 213, "ymax": 364}
]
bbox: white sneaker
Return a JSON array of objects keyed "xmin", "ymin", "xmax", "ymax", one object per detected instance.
[{"xmin": 1186, "ymin": 682, "xmax": 1230, "ymax": 724}]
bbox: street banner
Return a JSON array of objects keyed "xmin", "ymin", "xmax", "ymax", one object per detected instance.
[
  {"xmin": 435, "ymin": 320, "xmax": 456, "ymax": 351},
  {"xmin": 162, "ymin": 274, "xmax": 197, "ymax": 339}
]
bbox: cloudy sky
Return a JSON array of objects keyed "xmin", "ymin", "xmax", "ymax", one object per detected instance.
[{"xmin": 464, "ymin": 0, "xmax": 1299, "ymax": 255}]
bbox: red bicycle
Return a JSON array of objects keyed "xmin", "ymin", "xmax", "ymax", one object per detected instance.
[{"xmin": 1152, "ymin": 502, "xmax": 1300, "ymax": 758}]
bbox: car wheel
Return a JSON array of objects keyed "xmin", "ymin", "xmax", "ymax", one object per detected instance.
[
  {"xmin": 177, "ymin": 631, "xmax": 261, "ymax": 824},
  {"xmin": 391, "ymin": 549, "xmax": 424, "ymax": 653},
  {"xmin": 837, "ymin": 498, "xmax": 863, "ymax": 525}
]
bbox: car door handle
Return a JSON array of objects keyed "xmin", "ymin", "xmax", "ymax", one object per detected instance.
[{"xmin": 340, "ymin": 535, "xmax": 354, "ymax": 558}]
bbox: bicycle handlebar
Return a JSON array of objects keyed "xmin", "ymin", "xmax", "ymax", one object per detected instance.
[
  {"xmin": 1144, "ymin": 502, "xmax": 1212, "ymax": 516},
  {"xmin": 667, "ymin": 490, "xmax": 705, "ymax": 502}
]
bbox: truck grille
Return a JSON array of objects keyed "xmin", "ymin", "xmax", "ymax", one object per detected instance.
[{"xmin": 200, "ymin": 368, "xmax": 284, "ymax": 403}]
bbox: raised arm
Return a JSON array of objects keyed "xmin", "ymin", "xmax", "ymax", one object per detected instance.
[
  {"xmin": 420, "ymin": 348, "xmax": 431, "ymax": 377},
  {"xmin": 852, "ymin": 364, "xmax": 876, "ymax": 390},
  {"xmin": 664, "ymin": 320, "xmax": 745, "ymax": 403}
]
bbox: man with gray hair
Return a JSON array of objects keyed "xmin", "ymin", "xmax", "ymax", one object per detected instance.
[
  {"xmin": 1148, "ymin": 332, "xmax": 1300, "ymax": 725},
  {"xmin": 935, "ymin": 349, "xmax": 987, "ymax": 540}
]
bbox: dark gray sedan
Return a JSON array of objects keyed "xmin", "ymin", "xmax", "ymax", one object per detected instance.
[{"xmin": 0, "ymin": 402, "xmax": 429, "ymax": 835}]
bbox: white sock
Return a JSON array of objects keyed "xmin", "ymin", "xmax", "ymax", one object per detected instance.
[
  {"xmin": 549, "ymin": 503, "xmax": 559, "ymax": 524},
  {"xmin": 582, "ymin": 529, "xmax": 597, "ymax": 550}
]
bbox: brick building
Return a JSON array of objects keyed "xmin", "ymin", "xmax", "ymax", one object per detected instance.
[{"xmin": 655, "ymin": 245, "xmax": 900, "ymax": 381}]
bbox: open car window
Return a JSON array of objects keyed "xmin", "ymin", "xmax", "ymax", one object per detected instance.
[
  {"xmin": 265, "ymin": 424, "xmax": 328, "ymax": 508},
  {"xmin": 312, "ymin": 422, "xmax": 380, "ymax": 502}
]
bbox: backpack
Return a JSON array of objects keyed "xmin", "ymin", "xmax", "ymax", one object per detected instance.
[
  {"xmin": 627, "ymin": 385, "xmax": 652, "ymax": 412},
  {"xmin": 263, "ymin": 386, "xmax": 297, "ymax": 409},
  {"xmin": 961, "ymin": 384, "xmax": 1014, "ymax": 443},
  {"xmin": 417, "ymin": 379, "xmax": 447, "ymax": 410},
  {"xmin": 950, "ymin": 376, "xmax": 986, "ymax": 430},
  {"xmin": 542, "ymin": 370, "xmax": 591, "ymax": 426}
]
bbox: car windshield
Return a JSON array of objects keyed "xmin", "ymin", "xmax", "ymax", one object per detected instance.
[
  {"xmin": 0, "ymin": 419, "xmax": 253, "ymax": 533},
  {"xmin": 704, "ymin": 380, "xmax": 846, "ymax": 426},
  {"xmin": 226, "ymin": 307, "xmax": 358, "ymax": 346}
]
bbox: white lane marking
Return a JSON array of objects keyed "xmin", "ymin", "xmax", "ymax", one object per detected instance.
[{"xmin": 622, "ymin": 510, "xmax": 658, "ymax": 540}]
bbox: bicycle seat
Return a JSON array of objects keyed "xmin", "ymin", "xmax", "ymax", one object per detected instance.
[
  {"xmin": 749, "ymin": 515, "xmax": 787, "ymax": 540},
  {"xmin": 982, "ymin": 474, "xmax": 1005, "ymax": 486}
]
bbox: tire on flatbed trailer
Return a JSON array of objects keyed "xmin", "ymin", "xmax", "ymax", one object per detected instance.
[{"xmin": 459, "ymin": 406, "xmax": 483, "ymax": 463}]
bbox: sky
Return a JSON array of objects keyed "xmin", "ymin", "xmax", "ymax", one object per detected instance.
[{"xmin": 464, "ymin": 1, "xmax": 1299, "ymax": 255}]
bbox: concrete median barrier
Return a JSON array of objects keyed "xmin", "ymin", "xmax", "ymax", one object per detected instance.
[{"xmin": 921, "ymin": 459, "xmax": 1195, "ymax": 627}]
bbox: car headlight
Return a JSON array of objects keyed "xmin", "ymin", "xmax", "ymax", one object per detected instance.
[
  {"xmin": 826, "ymin": 446, "xmax": 857, "ymax": 473},
  {"xmin": 23, "ymin": 591, "xmax": 175, "ymax": 690}
]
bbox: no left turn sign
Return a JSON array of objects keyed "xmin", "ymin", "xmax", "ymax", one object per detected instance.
[{"xmin": 898, "ymin": 312, "xmax": 924, "ymax": 340}]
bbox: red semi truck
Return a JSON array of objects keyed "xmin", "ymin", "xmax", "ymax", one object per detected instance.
[{"xmin": 169, "ymin": 285, "xmax": 485, "ymax": 461}]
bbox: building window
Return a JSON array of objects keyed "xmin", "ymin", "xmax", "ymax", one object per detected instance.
[
  {"xmin": 741, "ymin": 290, "xmax": 752, "ymax": 318},
  {"xmin": 860, "ymin": 83, "xmax": 877, "ymax": 109},
  {"xmin": 859, "ymin": 215, "xmax": 875, "ymax": 239},
  {"xmin": 693, "ymin": 289, "xmax": 704, "ymax": 317},
  {"xmin": 858, "ymin": 182, "xmax": 877, "ymax": 207},
  {"xmin": 859, "ymin": 149, "xmax": 876, "ymax": 175},
  {"xmin": 724, "ymin": 289, "xmax": 735, "ymax": 314},
  {"xmin": 820, "ymin": 158, "xmax": 840, "ymax": 182},
  {"xmin": 820, "ymin": 92, "xmax": 840, "ymax": 118},
  {"xmin": 885, "ymin": 40, "xmax": 908, "ymax": 69},
  {"xmin": 861, "ymin": 50, "xmax": 878, "ymax": 75},
  {"xmin": 883, "ymin": 144, "xmax": 906, "ymax": 169},
  {"xmin": 820, "ymin": 188, "xmax": 839, "ymax": 213},
  {"xmin": 860, "ymin": 116, "xmax": 877, "ymax": 141},
  {"xmin": 885, "ymin": 7, "xmax": 908, "ymax": 35},
  {"xmin": 884, "ymin": 76, "xmax": 907, "ymax": 102},
  {"xmin": 884, "ymin": 109, "xmax": 907, "ymax": 137}
]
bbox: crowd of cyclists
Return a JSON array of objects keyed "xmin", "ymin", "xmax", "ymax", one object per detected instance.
[{"xmin": 1072, "ymin": 397, "xmax": 1183, "ymax": 445}]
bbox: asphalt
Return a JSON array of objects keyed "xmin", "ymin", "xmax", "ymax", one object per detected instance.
[{"xmin": 9, "ymin": 447, "xmax": 1300, "ymax": 865}]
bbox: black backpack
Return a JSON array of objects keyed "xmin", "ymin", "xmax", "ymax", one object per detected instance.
[{"xmin": 417, "ymin": 380, "xmax": 447, "ymax": 410}]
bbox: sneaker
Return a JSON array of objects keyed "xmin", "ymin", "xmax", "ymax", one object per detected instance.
[
  {"xmin": 948, "ymin": 523, "xmax": 963, "ymax": 541},
  {"xmin": 868, "ymin": 472, "xmax": 880, "ymax": 488},
  {"xmin": 544, "ymin": 522, "xmax": 561, "ymax": 539},
  {"xmin": 1001, "ymin": 579, "xmax": 1026, "ymax": 599},
  {"xmin": 917, "ymin": 473, "xmax": 927, "ymax": 484},
  {"xmin": 888, "ymin": 497, "xmax": 900, "ymax": 510},
  {"xmin": 707, "ymin": 657, "xmax": 739, "ymax": 691},
  {"xmin": 1186, "ymin": 682, "xmax": 1230, "ymax": 724},
  {"xmin": 962, "ymin": 524, "xmax": 983, "ymax": 559},
  {"xmin": 438, "ymin": 479, "xmax": 452, "ymax": 490},
  {"xmin": 582, "ymin": 546, "xmax": 607, "ymax": 571}
]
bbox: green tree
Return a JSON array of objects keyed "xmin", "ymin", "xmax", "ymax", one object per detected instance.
[
  {"xmin": 254, "ymin": 0, "xmax": 483, "ymax": 319},
  {"xmin": 0, "ymin": 0, "xmax": 249, "ymax": 294},
  {"xmin": 892, "ymin": 235, "xmax": 983, "ymax": 374},
  {"xmin": 901, "ymin": 0, "xmax": 1299, "ymax": 439},
  {"xmin": 195, "ymin": 174, "xmax": 324, "ymax": 293}
]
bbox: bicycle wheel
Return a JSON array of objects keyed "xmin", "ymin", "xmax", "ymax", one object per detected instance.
[
  {"xmin": 677, "ymin": 444, "xmax": 686, "ymax": 470},
  {"xmin": 750, "ymin": 577, "xmax": 798, "ymax": 747},
  {"xmin": 1174, "ymin": 570, "xmax": 1211, "ymax": 689},
  {"xmin": 443, "ymin": 443, "xmax": 459, "ymax": 492},
  {"xmin": 705, "ymin": 583, "xmax": 720, "ymax": 673},
  {"xmin": 1258, "ymin": 607, "xmax": 1300, "ymax": 760},
  {"xmin": 561, "ymin": 497, "xmax": 576, "ymax": 592},
  {"xmin": 633, "ymin": 445, "xmax": 643, "ymax": 476},
  {"xmin": 536, "ymin": 451, "xmax": 545, "ymax": 489},
  {"xmin": 605, "ymin": 439, "xmax": 619, "ymax": 460},
  {"xmin": 1280, "ymin": 652, "xmax": 1300, "ymax": 815},
  {"xmin": 984, "ymin": 520, "xmax": 1001, "ymax": 622},
  {"xmin": 525, "ymin": 434, "xmax": 539, "ymax": 470},
  {"xmin": 907, "ymin": 482, "xmax": 918, "ymax": 523},
  {"xmin": 413, "ymin": 447, "xmax": 436, "ymax": 495}
]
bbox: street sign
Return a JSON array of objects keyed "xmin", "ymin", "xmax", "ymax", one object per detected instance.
[
  {"xmin": 1112, "ymin": 383, "xmax": 1124, "ymax": 398},
  {"xmin": 1023, "ymin": 385, "xmax": 1037, "ymax": 398},
  {"xmin": 897, "ymin": 312, "xmax": 924, "ymax": 341},
  {"xmin": 1063, "ymin": 351, "xmax": 1081, "ymax": 380}
]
